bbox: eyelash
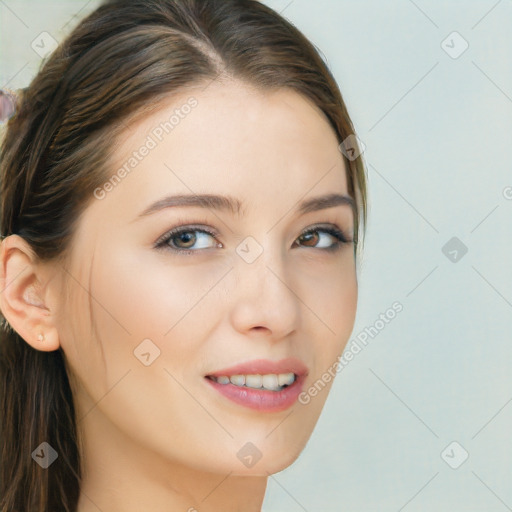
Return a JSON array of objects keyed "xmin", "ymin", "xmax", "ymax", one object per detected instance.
[{"xmin": 154, "ymin": 222, "xmax": 353, "ymax": 255}]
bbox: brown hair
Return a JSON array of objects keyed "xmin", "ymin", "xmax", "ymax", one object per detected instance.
[{"xmin": 0, "ymin": 0, "xmax": 368, "ymax": 509}]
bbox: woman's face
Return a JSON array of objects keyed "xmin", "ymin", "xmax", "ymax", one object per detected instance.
[{"xmin": 54, "ymin": 79, "xmax": 358, "ymax": 478}]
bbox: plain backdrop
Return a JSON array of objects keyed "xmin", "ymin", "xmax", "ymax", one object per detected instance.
[{"xmin": 1, "ymin": 1, "xmax": 511, "ymax": 510}]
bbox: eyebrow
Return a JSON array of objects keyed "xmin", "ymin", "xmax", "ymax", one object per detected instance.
[{"xmin": 136, "ymin": 192, "xmax": 355, "ymax": 218}]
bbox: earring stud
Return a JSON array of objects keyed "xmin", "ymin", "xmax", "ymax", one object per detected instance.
[{"xmin": 37, "ymin": 333, "xmax": 45, "ymax": 343}]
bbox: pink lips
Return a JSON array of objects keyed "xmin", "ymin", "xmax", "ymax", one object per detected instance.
[{"xmin": 205, "ymin": 358, "xmax": 308, "ymax": 413}]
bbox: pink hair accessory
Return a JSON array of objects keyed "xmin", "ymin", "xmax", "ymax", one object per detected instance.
[{"xmin": 0, "ymin": 89, "xmax": 19, "ymax": 123}]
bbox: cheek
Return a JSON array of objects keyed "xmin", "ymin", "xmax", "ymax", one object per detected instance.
[
  {"xmin": 59, "ymin": 243, "xmax": 235, "ymax": 461},
  {"xmin": 88, "ymin": 244, "xmax": 230, "ymax": 367},
  {"xmin": 303, "ymin": 253, "xmax": 358, "ymax": 337},
  {"xmin": 301, "ymin": 255, "xmax": 358, "ymax": 380},
  {"xmin": 102, "ymin": 248, "xmax": 178, "ymax": 335},
  {"xmin": 55, "ymin": 250, "xmax": 112, "ymax": 397},
  {"xmin": 325, "ymin": 264, "xmax": 357, "ymax": 334}
]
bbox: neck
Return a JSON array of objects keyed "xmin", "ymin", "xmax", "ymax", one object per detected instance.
[{"xmin": 75, "ymin": 407, "xmax": 268, "ymax": 512}]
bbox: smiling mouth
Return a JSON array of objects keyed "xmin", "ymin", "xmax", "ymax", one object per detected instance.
[
  {"xmin": 206, "ymin": 372, "xmax": 296, "ymax": 392},
  {"xmin": 204, "ymin": 357, "xmax": 308, "ymax": 412}
]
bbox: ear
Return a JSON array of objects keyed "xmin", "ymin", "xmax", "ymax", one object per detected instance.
[{"xmin": 0, "ymin": 235, "xmax": 60, "ymax": 352}]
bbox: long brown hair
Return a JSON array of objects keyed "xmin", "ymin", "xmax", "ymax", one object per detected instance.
[{"xmin": 0, "ymin": 0, "xmax": 368, "ymax": 509}]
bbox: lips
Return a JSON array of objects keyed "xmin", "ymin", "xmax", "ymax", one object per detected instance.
[
  {"xmin": 206, "ymin": 357, "xmax": 308, "ymax": 378},
  {"xmin": 204, "ymin": 358, "xmax": 308, "ymax": 413}
]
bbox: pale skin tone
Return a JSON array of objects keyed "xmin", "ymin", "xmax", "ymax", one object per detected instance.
[{"xmin": 0, "ymin": 79, "xmax": 358, "ymax": 511}]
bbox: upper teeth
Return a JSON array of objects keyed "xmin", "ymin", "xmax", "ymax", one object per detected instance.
[{"xmin": 212, "ymin": 373, "xmax": 296, "ymax": 391}]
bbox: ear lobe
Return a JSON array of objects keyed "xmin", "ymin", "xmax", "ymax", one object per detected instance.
[{"xmin": 0, "ymin": 235, "xmax": 60, "ymax": 352}]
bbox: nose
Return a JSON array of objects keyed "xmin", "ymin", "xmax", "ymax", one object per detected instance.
[{"xmin": 228, "ymin": 244, "xmax": 302, "ymax": 339}]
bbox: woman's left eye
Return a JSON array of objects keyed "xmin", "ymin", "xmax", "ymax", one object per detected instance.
[
  {"xmin": 294, "ymin": 225, "xmax": 352, "ymax": 252},
  {"xmin": 155, "ymin": 224, "xmax": 352, "ymax": 254}
]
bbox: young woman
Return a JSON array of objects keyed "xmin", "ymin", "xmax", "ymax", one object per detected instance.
[{"xmin": 0, "ymin": 0, "xmax": 368, "ymax": 510}]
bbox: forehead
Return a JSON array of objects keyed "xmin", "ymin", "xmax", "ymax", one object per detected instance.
[
  {"xmin": 114, "ymin": 79, "xmax": 341, "ymax": 153},
  {"xmin": 96, "ymin": 79, "xmax": 349, "ymax": 220}
]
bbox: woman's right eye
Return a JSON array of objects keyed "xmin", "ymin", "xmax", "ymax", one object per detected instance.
[{"xmin": 155, "ymin": 226, "xmax": 221, "ymax": 254}]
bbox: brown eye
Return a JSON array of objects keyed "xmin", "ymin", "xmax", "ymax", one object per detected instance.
[
  {"xmin": 173, "ymin": 231, "xmax": 197, "ymax": 249},
  {"xmin": 295, "ymin": 225, "xmax": 352, "ymax": 252},
  {"xmin": 298, "ymin": 231, "xmax": 320, "ymax": 247},
  {"xmin": 155, "ymin": 225, "xmax": 220, "ymax": 254}
]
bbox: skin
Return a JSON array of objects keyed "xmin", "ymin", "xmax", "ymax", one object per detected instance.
[{"xmin": 0, "ymin": 78, "xmax": 358, "ymax": 511}]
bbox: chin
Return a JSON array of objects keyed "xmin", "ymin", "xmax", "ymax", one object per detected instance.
[
  {"xmin": 234, "ymin": 434, "xmax": 310, "ymax": 476},
  {"xmin": 229, "ymin": 451, "xmax": 303, "ymax": 477}
]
